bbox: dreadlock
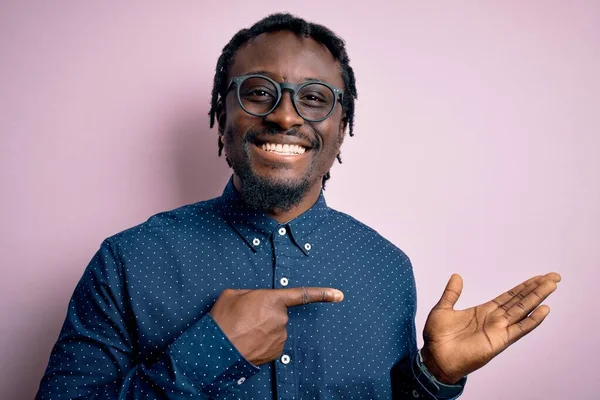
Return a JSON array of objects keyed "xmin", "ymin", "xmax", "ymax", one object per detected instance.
[{"xmin": 208, "ymin": 13, "xmax": 357, "ymax": 188}]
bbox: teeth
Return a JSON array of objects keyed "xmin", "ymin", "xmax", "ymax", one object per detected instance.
[{"xmin": 259, "ymin": 142, "xmax": 307, "ymax": 155}]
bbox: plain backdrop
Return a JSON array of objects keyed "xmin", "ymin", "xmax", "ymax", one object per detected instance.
[{"xmin": 1, "ymin": 1, "xmax": 598, "ymax": 399}]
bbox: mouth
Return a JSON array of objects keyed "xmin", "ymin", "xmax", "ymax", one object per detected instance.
[
  {"xmin": 257, "ymin": 142, "xmax": 307, "ymax": 155},
  {"xmin": 250, "ymin": 134, "xmax": 314, "ymax": 157}
]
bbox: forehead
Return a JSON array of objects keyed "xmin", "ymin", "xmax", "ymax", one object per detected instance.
[{"xmin": 228, "ymin": 30, "xmax": 343, "ymax": 87}]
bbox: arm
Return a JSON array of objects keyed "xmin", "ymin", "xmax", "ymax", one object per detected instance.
[
  {"xmin": 390, "ymin": 264, "xmax": 466, "ymax": 400},
  {"xmin": 35, "ymin": 240, "xmax": 259, "ymax": 400}
]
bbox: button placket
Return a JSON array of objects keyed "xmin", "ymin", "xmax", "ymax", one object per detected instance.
[{"xmin": 272, "ymin": 224, "xmax": 296, "ymax": 397}]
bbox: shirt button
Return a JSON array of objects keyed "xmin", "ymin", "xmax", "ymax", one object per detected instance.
[
  {"xmin": 280, "ymin": 277, "xmax": 289, "ymax": 286},
  {"xmin": 412, "ymin": 389, "xmax": 420, "ymax": 398},
  {"xmin": 280, "ymin": 354, "xmax": 291, "ymax": 364},
  {"xmin": 278, "ymin": 227, "xmax": 287, "ymax": 236},
  {"xmin": 237, "ymin": 377, "xmax": 246, "ymax": 385},
  {"xmin": 252, "ymin": 238, "xmax": 260, "ymax": 246},
  {"xmin": 304, "ymin": 243, "xmax": 312, "ymax": 251}
]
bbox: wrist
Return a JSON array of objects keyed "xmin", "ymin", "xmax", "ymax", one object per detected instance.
[{"xmin": 420, "ymin": 346, "xmax": 461, "ymax": 385}]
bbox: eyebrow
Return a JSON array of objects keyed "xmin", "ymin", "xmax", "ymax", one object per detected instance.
[{"xmin": 241, "ymin": 70, "xmax": 327, "ymax": 84}]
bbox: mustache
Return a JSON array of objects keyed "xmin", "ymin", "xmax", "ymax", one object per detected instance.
[{"xmin": 243, "ymin": 126, "xmax": 320, "ymax": 150}]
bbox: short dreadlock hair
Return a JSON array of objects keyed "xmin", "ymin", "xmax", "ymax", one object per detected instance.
[{"xmin": 208, "ymin": 13, "xmax": 357, "ymax": 187}]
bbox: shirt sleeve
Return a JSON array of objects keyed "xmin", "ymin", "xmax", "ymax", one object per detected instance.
[{"xmin": 35, "ymin": 239, "xmax": 259, "ymax": 400}]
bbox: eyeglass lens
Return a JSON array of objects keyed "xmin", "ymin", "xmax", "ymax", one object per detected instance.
[{"xmin": 239, "ymin": 77, "xmax": 335, "ymax": 121}]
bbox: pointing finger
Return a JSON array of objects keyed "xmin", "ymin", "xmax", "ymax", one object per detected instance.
[{"xmin": 274, "ymin": 287, "xmax": 344, "ymax": 308}]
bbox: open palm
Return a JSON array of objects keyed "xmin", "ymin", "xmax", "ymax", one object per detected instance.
[{"xmin": 421, "ymin": 272, "xmax": 561, "ymax": 384}]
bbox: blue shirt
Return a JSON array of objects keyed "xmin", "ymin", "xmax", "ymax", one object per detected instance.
[{"xmin": 36, "ymin": 178, "xmax": 465, "ymax": 399}]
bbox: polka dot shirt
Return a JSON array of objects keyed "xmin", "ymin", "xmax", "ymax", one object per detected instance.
[{"xmin": 36, "ymin": 178, "xmax": 465, "ymax": 399}]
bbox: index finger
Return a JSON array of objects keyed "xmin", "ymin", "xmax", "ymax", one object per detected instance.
[
  {"xmin": 487, "ymin": 275, "xmax": 542, "ymax": 310},
  {"xmin": 487, "ymin": 272, "xmax": 561, "ymax": 310},
  {"xmin": 274, "ymin": 287, "xmax": 344, "ymax": 307}
]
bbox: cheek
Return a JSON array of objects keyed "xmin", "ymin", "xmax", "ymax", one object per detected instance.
[
  {"xmin": 318, "ymin": 121, "xmax": 344, "ymax": 156},
  {"xmin": 223, "ymin": 99, "xmax": 260, "ymax": 140}
]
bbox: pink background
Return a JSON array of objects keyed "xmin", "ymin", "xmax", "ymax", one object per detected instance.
[{"xmin": 1, "ymin": 1, "xmax": 598, "ymax": 399}]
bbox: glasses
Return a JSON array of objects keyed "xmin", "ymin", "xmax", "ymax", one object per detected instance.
[{"xmin": 226, "ymin": 74, "xmax": 344, "ymax": 122}]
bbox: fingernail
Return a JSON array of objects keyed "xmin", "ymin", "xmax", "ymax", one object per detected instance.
[{"xmin": 333, "ymin": 290, "xmax": 344, "ymax": 302}]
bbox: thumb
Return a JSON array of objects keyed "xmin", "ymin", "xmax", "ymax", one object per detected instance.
[
  {"xmin": 274, "ymin": 287, "xmax": 344, "ymax": 308},
  {"xmin": 435, "ymin": 273, "xmax": 463, "ymax": 310}
]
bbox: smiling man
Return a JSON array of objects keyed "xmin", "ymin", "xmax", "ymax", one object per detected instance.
[{"xmin": 36, "ymin": 13, "xmax": 560, "ymax": 400}]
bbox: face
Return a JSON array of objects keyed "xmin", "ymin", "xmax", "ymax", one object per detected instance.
[{"xmin": 218, "ymin": 30, "xmax": 347, "ymax": 211}]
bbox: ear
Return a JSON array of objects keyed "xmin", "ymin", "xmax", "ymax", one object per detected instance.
[
  {"xmin": 216, "ymin": 100, "xmax": 226, "ymax": 135},
  {"xmin": 338, "ymin": 114, "xmax": 348, "ymax": 141}
]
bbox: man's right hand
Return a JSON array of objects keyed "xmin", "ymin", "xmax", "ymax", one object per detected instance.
[{"xmin": 209, "ymin": 287, "xmax": 344, "ymax": 366}]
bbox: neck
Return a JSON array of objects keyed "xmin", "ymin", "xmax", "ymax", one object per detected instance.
[{"xmin": 232, "ymin": 175, "xmax": 323, "ymax": 223}]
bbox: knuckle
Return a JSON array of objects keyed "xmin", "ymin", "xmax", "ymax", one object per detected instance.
[
  {"xmin": 302, "ymin": 287, "xmax": 310, "ymax": 305},
  {"xmin": 221, "ymin": 288, "xmax": 235, "ymax": 297},
  {"xmin": 446, "ymin": 288, "xmax": 460, "ymax": 301},
  {"xmin": 532, "ymin": 290, "xmax": 544, "ymax": 300}
]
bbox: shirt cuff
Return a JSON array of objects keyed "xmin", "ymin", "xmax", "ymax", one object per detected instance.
[
  {"xmin": 169, "ymin": 313, "xmax": 260, "ymax": 399},
  {"xmin": 412, "ymin": 350, "xmax": 467, "ymax": 399},
  {"xmin": 391, "ymin": 351, "xmax": 466, "ymax": 399}
]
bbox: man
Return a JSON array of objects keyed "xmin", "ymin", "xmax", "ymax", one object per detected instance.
[{"xmin": 36, "ymin": 13, "xmax": 560, "ymax": 399}]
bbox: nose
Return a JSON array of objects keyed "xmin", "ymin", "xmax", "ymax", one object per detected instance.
[{"xmin": 263, "ymin": 91, "xmax": 304, "ymax": 130}]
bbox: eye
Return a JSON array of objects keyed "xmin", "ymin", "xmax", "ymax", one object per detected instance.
[
  {"xmin": 301, "ymin": 93, "xmax": 326, "ymax": 102},
  {"xmin": 298, "ymin": 90, "xmax": 331, "ymax": 109},
  {"xmin": 248, "ymin": 89, "xmax": 273, "ymax": 97},
  {"xmin": 241, "ymin": 87, "xmax": 276, "ymax": 102}
]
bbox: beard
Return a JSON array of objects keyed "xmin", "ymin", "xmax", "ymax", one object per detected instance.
[{"xmin": 224, "ymin": 126, "xmax": 320, "ymax": 213}]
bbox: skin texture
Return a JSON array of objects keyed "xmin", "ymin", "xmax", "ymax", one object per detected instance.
[
  {"xmin": 210, "ymin": 31, "xmax": 348, "ymax": 367},
  {"xmin": 210, "ymin": 287, "xmax": 343, "ymax": 365},
  {"xmin": 217, "ymin": 30, "xmax": 347, "ymax": 224},
  {"xmin": 421, "ymin": 272, "xmax": 561, "ymax": 384},
  {"xmin": 209, "ymin": 29, "xmax": 562, "ymax": 383}
]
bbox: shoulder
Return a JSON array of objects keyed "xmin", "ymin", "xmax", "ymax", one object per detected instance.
[
  {"xmin": 106, "ymin": 196, "xmax": 223, "ymax": 247},
  {"xmin": 326, "ymin": 207, "xmax": 412, "ymax": 266}
]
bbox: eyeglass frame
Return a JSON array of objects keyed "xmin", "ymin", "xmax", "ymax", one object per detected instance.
[{"xmin": 225, "ymin": 74, "xmax": 345, "ymax": 123}]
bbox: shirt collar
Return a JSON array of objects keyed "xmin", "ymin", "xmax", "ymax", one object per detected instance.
[{"xmin": 217, "ymin": 176, "xmax": 330, "ymax": 254}]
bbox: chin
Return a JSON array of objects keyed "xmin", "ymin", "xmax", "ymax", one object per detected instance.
[
  {"xmin": 233, "ymin": 164, "xmax": 315, "ymax": 212},
  {"xmin": 257, "ymin": 171, "xmax": 308, "ymax": 188}
]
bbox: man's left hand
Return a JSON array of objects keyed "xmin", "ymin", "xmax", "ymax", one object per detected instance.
[{"xmin": 420, "ymin": 272, "xmax": 561, "ymax": 384}]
